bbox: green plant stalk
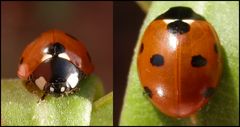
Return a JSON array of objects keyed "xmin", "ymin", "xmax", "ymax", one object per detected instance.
[
  {"xmin": 90, "ymin": 92, "xmax": 113, "ymax": 126},
  {"xmin": 120, "ymin": 1, "xmax": 239, "ymax": 126}
]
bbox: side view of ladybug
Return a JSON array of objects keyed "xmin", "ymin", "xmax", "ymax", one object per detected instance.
[
  {"xmin": 137, "ymin": 6, "xmax": 222, "ymax": 118},
  {"xmin": 17, "ymin": 29, "xmax": 94, "ymax": 100}
]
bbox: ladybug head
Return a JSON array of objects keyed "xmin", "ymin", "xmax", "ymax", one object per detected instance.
[
  {"xmin": 44, "ymin": 78, "xmax": 71, "ymax": 96},
  {"xmin": 30, "ymin": 55, "xmax": 85, "ymax": 96}
]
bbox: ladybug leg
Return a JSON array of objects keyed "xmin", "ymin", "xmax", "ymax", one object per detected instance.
[
  {"xmin": 41, "ymin": 93, "xmax": 47, "ymax": 100},
  {"xmin": 71, "ymin": 87, "xmax": 80, "ymax": 94},
  {"xmin": 142, "ymin": 87, "xmax": 153, "ymax": 98},
  {"xmin": 73, "ymin": 87, "xmax": 80, "ymax": 91},
  {"xmin": 65, "ymin": 87, "xmax": 80, "ymax": 96},
  {"xmin": 39, "ymin": 92, "xmax": 48, "ymax": 102},
  {"xmin": 142, "ymin": 91, "xmax": 148, "ymax": 97}
]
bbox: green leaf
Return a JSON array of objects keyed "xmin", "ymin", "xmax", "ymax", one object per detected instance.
[
  {"xmin": 120, "ymin": 1, "xmax": 239, "ymax": 126},
  {"xmin": 90, "ymin": 92, "xmax": 113, "ymax": 126},
  {"xmin": 1, "ymin": 75, "xmax": 104, "ymax": 126}
]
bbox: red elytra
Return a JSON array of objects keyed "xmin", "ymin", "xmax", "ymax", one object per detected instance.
[
  {"xmin": 137, "ymin": 7, "xmax": 222, "ymax": 118},
  {"xmin": 17, "ymin": 29, "xmax": 94, "ymax": 80}
]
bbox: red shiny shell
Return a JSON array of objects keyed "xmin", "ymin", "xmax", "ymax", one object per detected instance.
[
  {"xmin": 137, "ymin": 19, "xmax": 222, "ymax": 118},
  {"xmin": 17, "ymin": 29, "xmax": 94, "ymax": 80}
]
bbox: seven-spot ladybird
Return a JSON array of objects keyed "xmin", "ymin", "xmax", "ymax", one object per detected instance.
[
  {"xmin": 137, "ymin": 7, "xmax": 222, "ymax": 118},
  {"xmin": 17, "ymin": 29, "xmax": 94, "ymax": 99}
]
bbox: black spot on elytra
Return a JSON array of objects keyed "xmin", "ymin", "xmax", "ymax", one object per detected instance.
[
  {"xmin": 65, "ymin": 33, "xmax": 79, "ymax": 41},
  {"xmin": 139, "ymin": 43, "xmax": 144, "ymax": 54},
  {"xmin": 191, "ymin": 55, "xmax": 207, "ymax": 67},
  {"xmin": 87, "ymin": 52, "xmax": 92, "ymax": 62},
  {"xmin": 20, "ymin": 57, "xmax": 24, "ymax": 64},
  {"xmin": 202, "ymin": 87, "xmax": 215, "ymax": 98},
  {"xmin": 47, "ymin": 43, "xmax": 65, "ymax": 56},
  {"xmin": 144, "ymin": 87, "xmax": 152, "ymax": 98},
  {"xmin": 214, "ymin": 43, "xmax": 218, "ymax": 54},
  {"xmin": 150, "ymin": 54, "xmax": 164, "ymax": 67},
  {"xmin": 167, "ymin": 20, "xmax": 190, "ymax": 34},
  {"xmin": 155, "ymin": 6, "xmax": 205, "ymax": 20}
]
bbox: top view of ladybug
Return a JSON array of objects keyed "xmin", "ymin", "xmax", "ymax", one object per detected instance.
[
  {"xmin": 17, "ymin": 29, "xmax": 94, "ymax": 100},
  {"xmin": 137, "ymin": 6, "xmax": 222, "ymax": 118}
]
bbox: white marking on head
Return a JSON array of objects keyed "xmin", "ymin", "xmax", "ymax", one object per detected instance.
[
  {"xmin": 35, "ymin": 76, "xmax": 47, "ymax": 90},
  {"xmin": 163, "ymin": 19, "xmax": 194, "ymax": 25},
  {"xmin": 67, "ymin": 72, "xmax": 79, "ymax": 88},
  {"xmin": 58, "ymin": 53, "xmax": 70, "ymax": 61},
  {"xmin": 41, "ymin": 54, "xmax": 52, "ymax": 62},
  {"xmin": 43, "ymin": 47, "xmax": 49, "ymax": 53},
  {"xmin": 182, "ymin": 19, "xmax": 194, "ymax": 24},
  {"xmin": 50, "ymin": 87, "xmax": 54, "ymax": 92},
  {"xmin": 163, "ymin": 19, "xmax": 177, "ymax": 24},
  {"xmin": 60, "ymin": 87, "xmax": 65, "ymax": 92}
]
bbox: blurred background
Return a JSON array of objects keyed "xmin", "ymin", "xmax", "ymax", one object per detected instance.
[
  {"xmin": 1, "ymin": 1, "xmax": 113, "ymax": 93},
  {"xmin": 113, "ymin": 2, "xmax": 145, "ymax": 125}
]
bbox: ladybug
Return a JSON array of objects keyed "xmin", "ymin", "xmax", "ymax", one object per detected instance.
[
  {"xmin": 137, "ymin": 7, "xmax": 222, "ymax": 118},
  {"xmin": 17, "ymin": 29, "xmax": 94, "ymax": 100}
]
